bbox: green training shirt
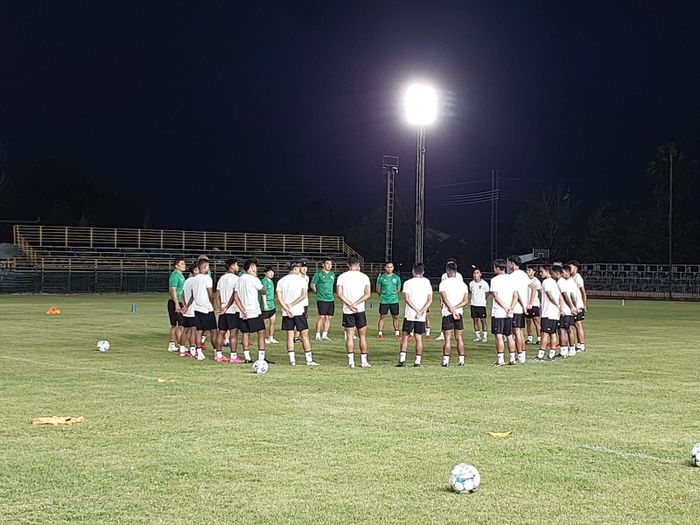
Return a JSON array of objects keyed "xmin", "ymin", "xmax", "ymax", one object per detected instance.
[
  {"xmin": 168, "ymin": 271, "xmax": 185, "ymax": 302},
  {"xmin": 376, "ymin": 273, "xmax": 401, "ymax": 304},
  {"xmin": 311, "ymin": 270, "xmax": 336, "ymax": 302},
  {"xmin": 260, "ymin": 276, "xmax": 275, "ymax": 310}
]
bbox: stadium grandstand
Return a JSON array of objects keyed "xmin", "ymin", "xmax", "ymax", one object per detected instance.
[{"xmin": 1, "ymin": 224, "xmax": 699, "ymax": 299}]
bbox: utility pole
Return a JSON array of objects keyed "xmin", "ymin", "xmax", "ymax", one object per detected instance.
[
  {"xmin": 668, "ymin": 150, "xmax": 674, "ymax": 300},
  {"xmin": 382, "ymin": 155, "xmax": 399, "ymax": 263}
]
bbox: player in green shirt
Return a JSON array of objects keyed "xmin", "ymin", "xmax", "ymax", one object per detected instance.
[
  {"xmin": 376, "ymin": 262, "xmax": 402, "ymax": 339},
  {"xmin": 311, "ymin": 258, "xmax": 335, "ymax": 341},
  {"xmin": 260, "ymin": 267, "xmax": 279, "ymax": 344},
  {"xmin": 167, "ymin": 257, "xmax": 187, "ymax": 352}
]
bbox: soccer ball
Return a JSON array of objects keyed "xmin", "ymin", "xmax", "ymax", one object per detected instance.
[
  {"xmin": 96, "ymin": 340, "xmax": 111, "ymax": 352},
  {"xmin": 252, "ymin": 359, "xmax": 269, "ymax": 374},
  {"xmin": 449, "ymin": 463, "xmax": 480, "ymax": 494},
  {"xmin": 691, "ymin": 443, "xmax": 700, "ymax": 467}
]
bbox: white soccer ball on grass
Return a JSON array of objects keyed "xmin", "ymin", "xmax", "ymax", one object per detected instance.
[
  {"xmin": 691, "ymin": 443, "xmax": 700, "ymax": 467},
  {"xmin": 448, "ymin": 463, "xmax": 480, "ymax": 493},
  {"xmin": 96, "ymin": 340, "xmax": 111, "ymax": 352},
  {"xmin": 252, "ymin": 359, "xmax": 269, "ymax": 374}
]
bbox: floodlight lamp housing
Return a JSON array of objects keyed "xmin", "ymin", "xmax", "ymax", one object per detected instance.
[{"xmin": 405, "ymin": 84, "xmax": 437, "ymax": 125}]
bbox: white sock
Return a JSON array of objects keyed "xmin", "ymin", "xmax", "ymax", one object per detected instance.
[
  {"xmin": 537, "ymin": 349, "xmax": 545, "ymax": 359},
  {"xmin": 189, "ymin": 347, "xmax": 196, "ymax": 356},
  {"xmin": 348, "ymin": 353, "xmax": 355, "ymax": 366},
  {"xmin": 458, "ymin": 355, "xmax": 465, "ymax": 365},
  {"xmin": 414, "ymin": 355, "xmax": 422, "ymax": 365},
  {"xmin": 215, "ymin": 350, "xmax": 223, "ymax": 359},
  {"xmin": 231, "ymin": 351, "xmax": 238, "ymax": 358},
  {"xmin": 316, "ymin": 332, "xmax": 321, "ymax": 339},
  {"xmin": 288, "ymin": 351, "xmax": 296, "ymax": 365},
  {"xmin": 527, "ymin": 336, "xmax": 533, "ymax": 342},
  {"xmin": 305, "ymin": 351, "xmax": 313, "ymax": 363},
  {"xmin": 580, "ymin": 343, "xmax": 585, "ymax": 351},
  {"xmin": 442, "ymin": 355, "xmax": 449, "ymax": 365},
  {"xmin": 425, "ymin": 327, "xmax": 431, "ymax": 336},
  {"xmin": 537, "ymin": 336, "xmax": 541, "ymax": 343},
  {"xmin": 258, "ymin": 350, "xmax": 265, "ymax": 361},
  {"xmin": 518, "ymin": 352, "xmax": 526, "ymax": 364},
  {"xmin": 497, "ymin": 353, "xmax": 505, "ymax": 365},
  {"xmin": 322, "ymin": 331, "xmax": 328, "ymax": 338},
  {"xmin": 202, "ymin": 336, "xmax": 206, "ymax": 343},
  {"xmin": 560, "ymin": 346, "xmax": 569, "ymax": 357},
  {"xmin": 548, "ymin": 349, "xmax": 556, "ymax": 359},
  {"xmin": 243, "ymin": 350, "xmax": 251, "ymax": 361},
  {"xmin": 482, "ymin": 331, "xmax": 488, "ymax": 341},
  {"xmin": 196, "ymin": 348, "xmax": 204, "ymax": 358},
  {"xmin": 179, "ymin": 345, "xmax": 186, "ymax": 353},
  {"xmin": 475, "ymin": 331, "xmax": 481, "ymax": 340},
  {"xmin": 224, "ymin": 339, "xmax": 229, "ymax": 346},
  {"xmin": 399, "ymin": 351, "xmax": 407, "ymax": 363},
  {"xmin": 509, "ymin": 352, "xmax": 516, "ymax": 363},
  {"xmin": 378, "ymin": 331, "xmax": 383, "ymax": 336},
  {"xmin": 395, "ymin": 330, "xmax": 400, "ymax": 337},
  {"xmin": 360, "ymin": 353, "xmax": 368, "ymax": 366}
]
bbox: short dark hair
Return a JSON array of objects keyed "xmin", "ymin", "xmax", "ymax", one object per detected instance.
[
  {"xmin": 551, "ymin": 265, "xmax": 563, "ymax": 274},
  {"xmin": 384, "ymin": 261, "xmax": 394, "ymax": 266},
  {"xmin": 197, "ymin": 259, "xmax": 209, "ymax": 271},
  {"xmin": 446, "ymin": 257, "xmax": 457, "ymax": 265},
  {"xmin": 493, "ymin": 258, "xmax": 507, "ymax": 271},
  {"xmin": 347, "ymin": 256, "xmax": 360, "ymax": 266},
  {"xmin": 568, "ymin": 260, "xmax": 580, "ymax": 268},
  {"xmin": 507, "ymin": 255, "xmax": 522, "ymax": 267},
  {"xmin": 244, "ymin": 259, "xmax": 257, "ymax": 271},
  {"xmin": 539, "ymin": 264, "xmax": 551, "ymax": 273},
  {"xmin": 562, "ymin": 264, "xmax": 571, "ymax": 272},
  {"xmin": 300, "ymin": 261, "xmax": 308, "ymax": 268},
  {"xmin": 174, "ymin": 257, "xmax": 185, "ymax": 266},
  {"xmin": 264, "ymin": 266, "xmax": 274, "ymax": 273},
  {"xmin": 413, "ymin": 263, "xmax": 425, "ymax": 275},
  {"xmin": 445, "ymin": 261, "xmax": 458, "ymax": 273},
  {"xmin": 189, "ymin": 263, "xmax": 198, "ymax": 274},
  {"xmin": 323, "ymin": 257, "xmax": 333, "ymax": 264},
  {"xmin": 225, "ymin": 257, "xmax": 238, "ymax": 269}
]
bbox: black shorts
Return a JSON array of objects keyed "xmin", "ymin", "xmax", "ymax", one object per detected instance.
[
  {"xmin": 194, "ymin": 311, "xmax": 217, "ymax": 332},
  {"xmin": 317, "ymin": 301, "xmax": 335, "ymax": 316},
  {"xmin": 559, "ymin": 315, "xmax": 575, "ymax": 329},
  {"xmin": 470, "ymin": 305, "xmax": 487, "ymax": 319},
  {"xmin": 512, "ymin": 313, "xmax": 525, "ymax": 329},
  {"xmin": 282, "ymin": 315, "xmax": 309, "ymax": 332},
  {"xmin": 402, "ymin": 319, "xmax": 426, "ymax": 334},
  {"xmin": 526, "ymin": 306, "xmax": 540, "ymax": 319},
  {"xmin": 379, "ymin": 303, "xmax": 399, "ymax": 316},
  {"xmin": 441, "ymin": 315, "xmax": 464, "ymax": 331},
  {"xmin": 575, "ymin": 310, "xmax": 585, "ymax": 321},
  {"xmin": 541, "ymin": 318, "xmax": 558, "ymax": 334},
  {"xmin": 167, "ymin": 299, "xmax": 183, "ymax": 327},
  {"xmin": 239, "ymin": 315, "xmax": 265, "ymax": 334},
  {"xmin": 261, "ymin": 309, "xmax": 276, "ymax": 320},
  {"xmin": 218, "ymin": 312, "xmax": 240, "ymax": 331},
  {"xmin": 181, "ymin": 315, "xmax": 196, "ymax": 328},
  {"xmin": 491, "ymin": 317, "xmax": 513, "ymax": 336},
  {"xmin": 342, "ymin": 312, "xmax": 367, "ymax": 329}
]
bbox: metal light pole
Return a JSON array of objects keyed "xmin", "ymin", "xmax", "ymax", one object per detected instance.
[
  {"xmin": 382, "ymin": 155, "xmax": 399, "ymax": 263},
  {"xmin": 415, "ymin": 128, "xmax": 426, "ymax": 264},
  {"xmin": 668, "ymin": 150, "xmax": 674, "ymax": 300}
]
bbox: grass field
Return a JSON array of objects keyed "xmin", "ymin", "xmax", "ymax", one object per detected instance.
[{"xmin": 1, "ymin": 294, "xmax": 699, "ymax": 524}]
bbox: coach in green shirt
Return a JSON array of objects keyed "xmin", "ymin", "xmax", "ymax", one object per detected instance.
[
  {"xmin": 376, "ymin": 262, "xmax": 401, "ymax": 339},
  {"xmin": 311, "ymin": 258, "xmax": 335, "ymax": 341},
  {"xmin": 167, "ymin": 257, "xmax": 186, "ymax": 352}
]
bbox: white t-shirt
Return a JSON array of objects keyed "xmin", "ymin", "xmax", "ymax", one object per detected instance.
[
  {"xmin": 542, "ymin": 277, "xmax": 561, "ymax": 320},
  {"xmin": 236, "ymin": 273, "xmax": 264, "ymax": 318},
  {"xmin": 439, "ymin": 277, "xmax": 469, "ymax": 317},
  {"xmin": 529, "ymin": 277, "xmax": 542, "ymax": 308},
  {"xmin": 336, "ymin": 270, "xmax": 371, "ymax": 314},
  {"xmin": 573, "ymin": 273, "xmax": 585, "ymax": 308},
  {"xmin": 276, "ymin": 273, "xmax": 307, "ymax": 317},
  {"xmin": 509, "ymin": 269, "xmax": 531, "ymax": 315},
  {"xmin": 300, "ymin": 274, "xmax": 310, "ymax": 307},
  {"xmin": 217, "ymin": 272, "xmax": 240, "ymax": 314},
  {"xmin": 490, "ymin": 273, "xmax": 515, "ymax": 319},
  {"xmin": 441, "ymin": 271, "xmax": 463, "ymax": 282},
  {"xmin": 558, "ymin": 277, "xmax": 576, "ymax": 316},
  {"xmin": 192, "ymin": 273, "xmax": 214, "ymax": 313},
  {"xmin": 402, "ymin": 276, "xmax": 433, "ymax": 321},
  {"xmin": 469, "ymin": 280, "xmax": 489, "ymax": 307},
  {"xmin": 182, "ymin": 276, "xmax": 197, "ymax": 318}
]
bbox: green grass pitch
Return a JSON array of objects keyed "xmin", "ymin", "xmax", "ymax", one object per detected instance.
[{"xmin": 1, "ymin": 294, "xmax": 699, "ymax": 524}]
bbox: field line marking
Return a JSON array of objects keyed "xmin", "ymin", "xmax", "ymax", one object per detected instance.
[{"xmin": 583, "ymin": 444, "xmax": 681, "ymax": 465}]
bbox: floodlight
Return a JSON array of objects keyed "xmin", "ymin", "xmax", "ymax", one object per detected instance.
[{"xmin": 405, "ymin": 84, "xmax": 437, "ymax": 125}]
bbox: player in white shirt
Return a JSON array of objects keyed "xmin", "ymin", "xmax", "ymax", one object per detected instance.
[
  {"xmin": 179, "ymin": 263, "xmax": 199, "ymax": 357},
  {"xmin": 276, "ymin": 261, "xmax": 319, "ymax": 366},
  {"xmin": 468, "ymin": 268, "xmax": 489, "ymax": 342},
  {"xmin": 186, "ymin": 259, "xmax": 218, "ymax": 361},
  {"xmin": 568, "ymin": 260, "xmax": 587, "ymax": 353},
  {"xmin": 295, "ymin": 262, "xmax": 310, "ymax": 342},
  {"xmin": 435, "ymin": 258, "xmax": 463, "ymax": 341},
  {"xmin": 558, "ymin": 265, "xmax": 580, "ymax": 358},
  {"xmin": 490, "ymin": 259, "xmax": 518, "ymax": 366},
  {"xmin": 396, "ymin": 263, "xmax": 433, "ymax": 367},
  {"xmin": 336, "ymin": 256, "xmax": 372, "ymax": 368},
  {"xmin": 552, "ymin": 265, "xmax": 574, "ymax": 358},
  {"xmin": 535, "ymin": 265, "xmax": 563, "ymax": 362},
  {"xmin": 217, "ymin": 257, "xmax": 245, "ymax": 363},
  {"xmin": 506, "ymin": 255, "xmax": 530, "ymax": 364},
  {"xmin": 438, "ymin": 262, "xmax": 469, "ymax": 367},
  {"xmin": 234, "ymin": 259, "xmax": 267, "ymax": 364},
  {"xmin": 525, "ymin": 265, "xmax": 542, "ymax": 345}
]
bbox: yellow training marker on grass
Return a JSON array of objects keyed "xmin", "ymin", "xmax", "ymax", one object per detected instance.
[{"xmin": 487, "ymin": 431, "xmax": 512, "ymax": 438}]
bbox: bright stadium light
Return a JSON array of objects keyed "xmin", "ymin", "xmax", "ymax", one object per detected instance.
[
  {"xmin": 405, "ymin": 84, "xmax": 437, "ymax": 125},
  {"xmin": 404, "ymin": 83, "xmax": 438, "ymax": 264}
]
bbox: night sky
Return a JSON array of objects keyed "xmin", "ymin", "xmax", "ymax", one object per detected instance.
[{"xmin": 2, "ymin": 0, "xmax": 699, "ymax": 233}]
